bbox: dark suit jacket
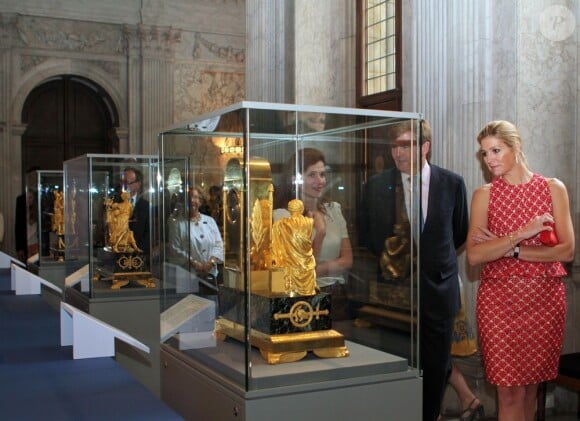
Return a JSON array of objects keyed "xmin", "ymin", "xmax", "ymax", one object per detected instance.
[
  {"xmin": 130, "ymin": 196, "xmax": 150, "ymax": 253},
  {"xmin": 362, "ymin": 164, "xmax": 469, "ymax": 321},
  {"xmin": 363, "ymin": 164, "xmax": 468, "ymax": 421}
]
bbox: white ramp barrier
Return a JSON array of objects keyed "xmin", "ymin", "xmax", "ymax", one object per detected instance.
[
  {"xmin": 64, "ymin": 264, "xmax": 90, "ymax": 293},
  {"xmin": 60, "ymin": 302, "xmax": 150, "ymax": 359},
  {"xmin": 11, "ymin": 263, "xmax": 62, "ymax": 295},
  {"xmin": 0, "ymin": 250, "xmax": 25, "ymax": 269}
]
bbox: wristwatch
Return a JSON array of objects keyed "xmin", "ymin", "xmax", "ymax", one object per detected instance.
[{"xmin": 513, "ymin": 243, "xmax": 520, "ymax": 259}]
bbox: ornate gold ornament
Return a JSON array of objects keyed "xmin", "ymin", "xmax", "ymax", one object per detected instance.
[{"xmin": 273, "ymin": 301, "xmax": 329, "ymax": 328}]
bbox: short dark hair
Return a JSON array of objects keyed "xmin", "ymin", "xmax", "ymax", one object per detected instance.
[{"xmin": 124, "ymin": 167, "xmax": 143, "ymax": 183}]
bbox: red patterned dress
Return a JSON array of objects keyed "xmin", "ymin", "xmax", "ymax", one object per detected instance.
[{"xmin": 477, "ymin": 174, "xmax": 566, "ymax": 386}]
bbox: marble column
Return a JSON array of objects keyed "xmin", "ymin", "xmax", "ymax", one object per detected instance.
[
  {"xmin": 246, "ymin": 0, "xmax": 294, "ymax": 103},
  {"xmin": 246, "ymin": 0, "xmax": 355, "ymax": 107},
  {"xmin": 125, "ymin": 24, "xmax": 178, "ymax": 155}
]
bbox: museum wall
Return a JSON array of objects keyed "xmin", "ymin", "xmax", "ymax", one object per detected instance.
[{"xmin": 0, "ymin": 0, "xmax": 246, "ymax": 256}]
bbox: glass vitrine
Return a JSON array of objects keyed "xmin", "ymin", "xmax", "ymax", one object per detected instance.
[
  {"xmin": 63, "ymin": 154, "xmax": 159, "ymax": 298},
  {"xmin": 30, "ymin": 170, "xmax": 65, "ymax": 263},
  {"xmin": 158, "ymin": 101, "xmax": 423, "ymax": 406}
]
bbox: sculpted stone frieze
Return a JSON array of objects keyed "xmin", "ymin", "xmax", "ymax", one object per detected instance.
[
  {"xmin": 174, "ymin": 63, "xmax": 244, "ymax": 123},
  {"xmin": 193, "ymin": 32, "xmax": 245, "ymax": 64},
  {"xmin": 8, "ymin": 14, "xmax": 184, "ymax": 59},
  {"xmin": 14, "ymin": 15, "xmax": 122, "ymax": 54},
  {"xmin": 120, "ymin": 24, "xmax": 182, "ymax": 56}
]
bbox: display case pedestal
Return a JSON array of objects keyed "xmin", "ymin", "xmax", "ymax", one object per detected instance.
[
  {"xmin": 160, "ymin": 341, "xmax": 421, "ymax": 420},
  {"xmin": 65, "ymin": 287, "xmax": 161, "ymax": 397}
]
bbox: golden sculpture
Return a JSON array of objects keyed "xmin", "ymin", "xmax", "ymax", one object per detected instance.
[
  {"xmin": 271, "ymin": 199, "xmax": 317, "ymax": 296},
  {"xmin": 105, "ymin": 191, "xmax": 142, "ymax": 253},
  {"xmin": 69, "ymin": 183, "xmax": 77, "ymax": 236},
  {"xmin": 380, "ymin": 223, "xmax": 412, "ymax": 280},
  {"xmin": 216, "ymin": 158, "xmax": 347, "ymax": 364},
  {"xmin": 52, "ymin": 190, "xmax": 65, "ymax": 235},
  {"xmin": 250, "ymin": 193, "xmax": 274, "ymax": 271}
]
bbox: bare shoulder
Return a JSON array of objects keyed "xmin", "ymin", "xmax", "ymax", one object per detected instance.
[
  {"xmin": 546, "ymin": 177, "xmax": 569, "ymax": 202},
  {"xmin": 470, "ymin": 183, "xmax": 491, "ymax": 215},
  {"xmin": 546, "ymin": 177, "xmax": 566, "ymax": 191},
  {"xmin": 473, "ymin": 183, "xmax": 491, "ymax": 199}
]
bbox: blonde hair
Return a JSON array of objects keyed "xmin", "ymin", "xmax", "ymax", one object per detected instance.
[{"xmin": 477, "ymin": 120, "xmax": 529, "ymax": 167}]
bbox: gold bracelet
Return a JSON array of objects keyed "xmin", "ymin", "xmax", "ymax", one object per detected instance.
[{"xmin": 508, "ymin": 233, "xmax": 515, "ymax": 249}]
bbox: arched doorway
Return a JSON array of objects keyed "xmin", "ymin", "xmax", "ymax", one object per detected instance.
[{"xmin": 20, "ymin": 75, "xmax": 119, "ymax": 182}]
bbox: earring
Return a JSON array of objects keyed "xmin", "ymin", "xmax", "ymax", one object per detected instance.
[{"xmin": 516, "ymin": 154, "xmax": 520, "ymax": 165}]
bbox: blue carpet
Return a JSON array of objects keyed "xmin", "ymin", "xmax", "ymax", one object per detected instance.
[
  {"xmin": 0, "ymin": 267, "xmax": 12, "ymax": 293},
  {"xmin": 0, "ymin": 269, "xmax": 183, "ymax": 420},
  {"xmin": 0, "ymin": 358, "xmax": 182, "ymax": 420}
]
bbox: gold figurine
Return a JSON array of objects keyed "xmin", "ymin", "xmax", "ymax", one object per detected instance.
[
  {"xmin": 272, "ymin": 199, "xmax": 317, "ymax": 296},
  {"xmin": 105, "ymin": 191, "xmax": 142, "ymax": 253},
  {"xmin": 250, "ymin": 197, "xmax": 273, "ymax": 271},
  {"xmin": 380, "ymin": 223, "xmax": 412, "ymax": 280},
  {"xmin": 52, "ymin": 190, "xmax": 65, "ymax": 236}
]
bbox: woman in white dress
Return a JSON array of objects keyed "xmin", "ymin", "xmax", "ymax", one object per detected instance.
[{"xmin": 168, "ymin": 186, "xmax": 224, "ymax": 282}]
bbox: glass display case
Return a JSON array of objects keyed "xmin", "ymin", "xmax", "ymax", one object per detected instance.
[
  {"xmin": 32, "ymin": 170, "xmax": 65, "ymax": 263},
  {"xmin": 158, "ymin": 102, "xmax": 423, "ymax": 419},
  {"xmin": 61, "ymin": 154, "xmax": 162, "ymax": 396},
  {"xmin": 63, "ymin": 154, "xmax": 159, "ymax": 297},
  {"xmin": 24, "ymin": 170, "xmax": 70, "ymax": 297}
]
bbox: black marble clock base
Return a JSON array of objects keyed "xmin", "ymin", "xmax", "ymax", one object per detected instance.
[
  {"xmin": 94, "ymin": 249, "xmax": 155, "ymax": 289},
  {"xmin": 216, "ymin": 286, "xmax": 349, "ymax": 364},
  {"xmin": 215, "ymin": 318, "xmax": 349, "ymax": 364}
]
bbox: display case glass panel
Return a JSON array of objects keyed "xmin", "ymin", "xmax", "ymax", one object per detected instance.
[
  {"xmin": 29, "ymin": 170, "xmax": 65, "ymax": 264},
  {"xmin": 158, "ymin": 102, "xmax": 422, "ymax": 392},
  {"xmin": 63, "ymin": 154, "xmax": 159, "ymax": 298}
]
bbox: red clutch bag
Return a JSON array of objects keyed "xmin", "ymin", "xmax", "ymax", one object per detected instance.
[{"xmin": 540, "ymin": 222, "xmax": 559, "ymax": 246}]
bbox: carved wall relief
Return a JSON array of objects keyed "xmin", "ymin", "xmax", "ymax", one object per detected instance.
[
  {"xmin": 15, "ymin": 15, "xmax": 122, "ymax": 54},
  {"xmin": 192, "ymin": 33, "xmax": 245, "ymax": 63},
  {"xmin": 174, "ymin": 64, "xmax": 245, "ymax": 122}
]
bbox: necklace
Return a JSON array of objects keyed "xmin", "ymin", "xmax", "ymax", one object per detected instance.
[{"xmin": 191, "ymin": 213, "xmax": 201, "ymax": 225}]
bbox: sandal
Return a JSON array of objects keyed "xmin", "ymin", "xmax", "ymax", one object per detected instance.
[{"xmin": 459, "ymin": 398, "xmax": 484, "ymax": 421}]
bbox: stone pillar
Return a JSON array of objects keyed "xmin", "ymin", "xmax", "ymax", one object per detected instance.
[
  {"xmin": 294, "ymin": 0, "xmax": 355, "ymax": 106},
  {"xmin": 246, "ymin": 0, "xmax": 355, "ymax": 107},
  {"xmin": 246, "ymin": 0, "xmax": 294, "ymax": 103},
  {"xmin": 124, "ymin": 24, "xmax": 179, "ymax": 155}
]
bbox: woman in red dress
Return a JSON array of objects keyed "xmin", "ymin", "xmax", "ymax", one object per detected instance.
[{"xmin": 466, "ymin": 120, "xmax": 574, "ymax": 420}]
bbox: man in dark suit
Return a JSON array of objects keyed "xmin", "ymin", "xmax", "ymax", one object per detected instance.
[
  {"xmin": 123, "ymin": 167, "xmax": 150, "ymax": 253},
  {"xmin": 362, "ymin": 120, "xmax": 469, "ymax": 421}
]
